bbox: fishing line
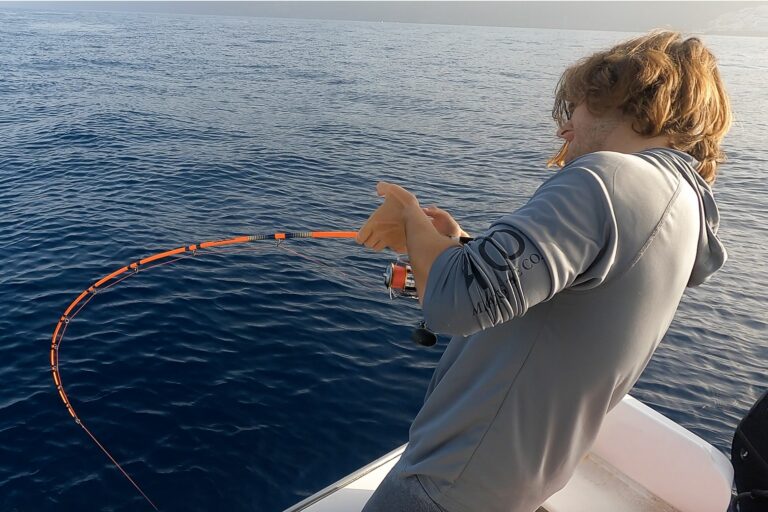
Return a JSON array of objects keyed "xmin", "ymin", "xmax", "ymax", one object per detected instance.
[
  {"xmin": 50, "ymin": 231, "xmax": 357, "ymax": 511},
  {"xmin": 276, "ymin": 241, "xmax": 372, "ymax": 290}
]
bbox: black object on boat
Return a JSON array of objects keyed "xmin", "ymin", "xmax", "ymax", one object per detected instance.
[{"xmin": 730, "ymin": 389, "xmax": 768, "ymax": 512}]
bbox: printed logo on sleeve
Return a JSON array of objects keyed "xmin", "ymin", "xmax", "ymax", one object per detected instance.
[{"xmin": 461, "ymin": 228, "xmax": 543, "ymax": 318}]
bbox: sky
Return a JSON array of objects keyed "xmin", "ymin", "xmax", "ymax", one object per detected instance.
[{"xmin": 1, "ymin": 1, "xmax": 767, "ymax": 35}]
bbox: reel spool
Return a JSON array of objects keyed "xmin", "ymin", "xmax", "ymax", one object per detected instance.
[{"xmin": 383, "ymin": 259, "xmax": 418, "ymax": 299}]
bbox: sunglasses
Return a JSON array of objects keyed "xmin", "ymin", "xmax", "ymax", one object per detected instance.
[{"xmin": 564, "ymin": 101, "xmax": 576, "ymax": 121}]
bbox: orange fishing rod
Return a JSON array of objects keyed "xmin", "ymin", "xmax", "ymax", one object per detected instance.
[{"xmin": 50, "ymin": 231, "xmax": 357, "ymax": 511}]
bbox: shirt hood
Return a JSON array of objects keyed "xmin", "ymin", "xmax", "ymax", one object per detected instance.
[{"xmin": 647, "ymin": 148, "xmax": 727, "ymax": 287}]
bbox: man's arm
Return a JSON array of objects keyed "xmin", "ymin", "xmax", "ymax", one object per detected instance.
[{"xmin": 358, "ymin": 168, "xmax": 618, "ymax": 336}]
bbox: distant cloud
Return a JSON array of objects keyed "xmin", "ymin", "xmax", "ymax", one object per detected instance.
[{"xmin": 705, "ymin": 5, "xmax": 768, "ymax": 35}]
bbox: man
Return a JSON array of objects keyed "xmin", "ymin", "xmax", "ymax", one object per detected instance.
[{"xmin": 356, "ymin": 30, "xmax": 732, "ymax": 512}]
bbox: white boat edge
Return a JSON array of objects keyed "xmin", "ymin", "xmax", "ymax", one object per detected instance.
[
  {"xmin": 284, "ymin": 444, "xmax": 407, "ymax": 512},
  {"xmin": 283, "ymin": 394, "xmax": 733, "ymax": 512}
]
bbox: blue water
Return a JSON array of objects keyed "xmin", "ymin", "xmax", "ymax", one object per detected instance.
[{"xmin": 1, "ymin": 8, "xmax": 767, "ymax": 512}]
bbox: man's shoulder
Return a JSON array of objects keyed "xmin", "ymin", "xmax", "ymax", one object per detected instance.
[
  {"xmin": 566, "ymin": 148, "xmax": 693, "ymax": 175},
  {"xmin": 537, "ymin": 151, "xmax": 626, "ymax": 196},
  {"xmin": 559, "ymin": 149, "xmax": 684, "ymax": 194},
  {"xmin": 564, "ymin": 150, "xmax": 645, "ymax": 173}
]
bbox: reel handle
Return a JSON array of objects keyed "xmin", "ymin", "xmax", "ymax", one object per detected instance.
[{"xmin": 412, "ymin": 320, "xmax": 437, "ymax": 347}]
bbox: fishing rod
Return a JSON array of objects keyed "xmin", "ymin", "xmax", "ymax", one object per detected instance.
[{"xmin": 50, "ymin": 230, "xmax": 438, "ymax": 510}]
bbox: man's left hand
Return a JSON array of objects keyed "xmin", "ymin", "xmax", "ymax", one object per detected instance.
[{"xmin": 356, "ymin": 182, "xmax": 420, "ymax": 254}]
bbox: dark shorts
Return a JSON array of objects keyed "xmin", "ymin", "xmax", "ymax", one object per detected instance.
[{"xmin": 361, "ymin": 458, "xmax": 448, "ymax": 512}]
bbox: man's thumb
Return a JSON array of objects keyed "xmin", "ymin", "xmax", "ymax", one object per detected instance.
[{"xmin": 376, "ymin": 181, "xmax": 392, "ymax": 197}]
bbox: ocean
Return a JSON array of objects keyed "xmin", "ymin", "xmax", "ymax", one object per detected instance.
[{"xmin": 1, "ymin": 7, "xmax": 766, "ymax": 511}]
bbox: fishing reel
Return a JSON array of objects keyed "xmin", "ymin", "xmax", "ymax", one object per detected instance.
[
  {"xmin": 383, "ymin": 258, "xmax": 418, "ymax": 300},
  {"xmin": 383, "ymin": 258, "xmax": 438, "ymax": 347}
]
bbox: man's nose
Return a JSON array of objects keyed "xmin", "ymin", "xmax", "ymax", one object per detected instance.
[{"xmin": 557, "ymin": 122, "xmax": 574, "ymax": 140}]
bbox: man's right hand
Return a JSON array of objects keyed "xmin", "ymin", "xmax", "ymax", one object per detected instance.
[{"xmin": 422, "ymin": 205, "xmax": 469, "ymax": 239}]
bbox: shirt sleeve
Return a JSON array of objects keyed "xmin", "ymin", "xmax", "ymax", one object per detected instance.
[{"xmin": 422, "ymin": 167, "xmax": 618, "ymax": 337}]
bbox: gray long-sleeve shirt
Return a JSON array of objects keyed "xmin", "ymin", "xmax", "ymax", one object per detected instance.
[{"xmin": 399, "ymin": 148, "xmax": 727, "ymax": 512}]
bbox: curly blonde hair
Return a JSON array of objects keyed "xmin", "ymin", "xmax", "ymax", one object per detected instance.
[{"xmin": 548, "ymin": 30, "xmax": 732, "ymax": 184}]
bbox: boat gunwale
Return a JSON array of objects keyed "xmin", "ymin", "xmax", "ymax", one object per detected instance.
[{"xmin": 282, "ymin": 444, "xmax": 406, "ymax": 512}]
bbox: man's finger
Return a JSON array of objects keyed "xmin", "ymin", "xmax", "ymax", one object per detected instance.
[
  {"xmin": 365, "ymin": 236, "xmax": 383, "ymax": 251},
  {"xmin": 356, "ymin": 222, "xmax": 373, "ymax": 244},
  {"xmin": 371, "ymin": 239, "xmax": 387, "ymax": 251}
]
